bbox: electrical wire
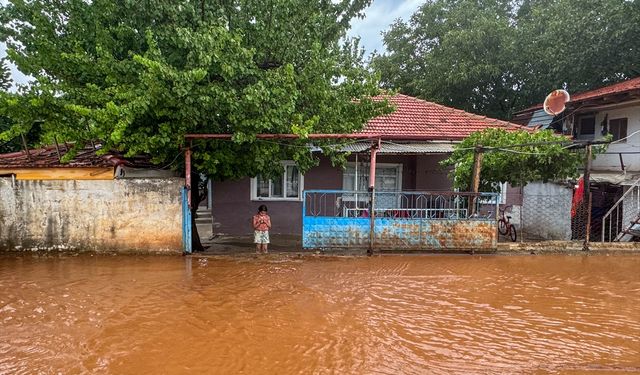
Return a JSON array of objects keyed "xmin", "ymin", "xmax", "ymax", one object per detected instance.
[{"xmin": 609, "ymin": 129, "xmax": 640, "ymax": 145}]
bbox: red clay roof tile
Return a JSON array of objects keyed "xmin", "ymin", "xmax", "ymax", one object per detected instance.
[
  {"xmin": 0, "ymin": 145, "xmax": 155, "ymax": 169},
  {"xmin": 514, "ymin": 77, "xmax": 640, "ymax": 115},
  {"xmin": 357, "ymin": 94, "xmax": 528, "ymax": 140}
]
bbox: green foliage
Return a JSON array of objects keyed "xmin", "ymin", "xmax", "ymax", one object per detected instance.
[
  {"xmin": 442, "ymin": 128, "xmax": 595, "ymax": 191},
  {"xmin": 0, "ymin": 0, "xmax": 389, "ymax": 179},
  {"xmin": 0, "ymin": 58, "xmax": 9, "ymax": 91},
  {"xmin": 372, "ymin": 0, "xmax": 640, "ymax": 120}
]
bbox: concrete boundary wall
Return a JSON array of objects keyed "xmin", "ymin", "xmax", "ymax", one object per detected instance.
[
  {"xmin": 522, "ymin": 182, "xmax": 572, "ymax": 240},
  {"xmin": 0, "ymin": 178, "xmax": 183, "ymax": 253}
]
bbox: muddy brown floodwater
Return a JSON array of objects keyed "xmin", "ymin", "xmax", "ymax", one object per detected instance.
[{"xmin": 0, "ymin": 254, "xmax": 639, "ymax": 375}]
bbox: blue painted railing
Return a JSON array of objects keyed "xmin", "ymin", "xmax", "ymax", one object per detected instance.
[
  {"xmin": 182, "ymin": 187, "xmax": 192, "ymax": 254},
  {"xmin": 302, "ymin": 190, "xmax": 500, "ymax": 251}
]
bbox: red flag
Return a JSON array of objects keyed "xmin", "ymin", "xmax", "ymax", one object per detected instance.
[{"xmin": 571, "ymin": 177, "xmax": 584, "ymax": 217}]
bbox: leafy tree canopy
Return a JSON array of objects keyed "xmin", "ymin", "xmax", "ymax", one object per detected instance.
[
  {"xmin": 372, "ymin": 0, "xmax": 640, "ymax": 120},
  {"xmin": 0, "ymin": 0, "xmax": 390, "ymax": 179},
  {"xmin": 442, "ymin": 128, "xmax": 596, "ymax": 191}
]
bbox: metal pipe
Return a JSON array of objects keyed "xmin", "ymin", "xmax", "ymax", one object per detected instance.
[
  {"xmin": 368, "ymin": 140, "xmax": 380, "ymax": 255},
  {"xmin": 185, "ymin": 147, "xmax": 192, "ymax": 209},
  {"xmin": 185, "ymin": 133, "xmax": 462, "ymax": 141}
]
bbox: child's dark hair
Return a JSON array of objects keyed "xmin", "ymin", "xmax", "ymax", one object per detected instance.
[{"xmin": 258, "ymin": 204, "xmax": 268, "ymax": 212}]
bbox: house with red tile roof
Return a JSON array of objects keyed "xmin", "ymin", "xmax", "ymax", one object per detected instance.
[
  {"xmin": 512, "ymin": 77, "xmax": 640, "ymax": 241},
  {"xmin": 210, "ymin": 93, "xmax": 529, "ymax": 237}
]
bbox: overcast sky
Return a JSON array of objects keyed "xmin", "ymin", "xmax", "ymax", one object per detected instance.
[
  {"xmin": 348, "ymin": 0, "xmax": 422, "ymax": 55},
  {"xmin": 1, "ymin": 0, "xmax": 422, "ymax": 88}
]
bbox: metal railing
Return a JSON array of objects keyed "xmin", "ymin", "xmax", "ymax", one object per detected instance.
[
  {"xmin": 601, "ymin": 178, "xmax": 640, "ymax": 242},
  {"xmin": 304, "ymin": 190, "xmax": 499, "ymax": 220}
]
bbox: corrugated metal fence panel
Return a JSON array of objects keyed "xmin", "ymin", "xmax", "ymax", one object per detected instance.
[
  {"xmin": 303, "ymin": 216, "xmax": 370, "ymax": 248},
  {"xmin": 303, "ymin": 216, "xmax": 496, "ymax": 250},
  {"xmin": 302, "ymin": 190, "xmax": 498, "ymax": 251},
  {"xmin": 373, "ymin": 218, "xmax": 496, "ymax": 250}
]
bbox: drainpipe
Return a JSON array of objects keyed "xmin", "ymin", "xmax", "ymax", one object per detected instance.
[
  {"xmin": 368, "ymin": 139, "xmax": 380, "ymax": 255},
  {"xmin": 185, "ymin": 146, "xmax": 192, "ymax": 209}
]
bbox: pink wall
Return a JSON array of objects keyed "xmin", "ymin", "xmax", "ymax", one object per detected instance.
[
  {"xmin": 415, "ymin": 154, "xmax": 453, "ymax": 191},
  {"xmin": 212, "ymin": 157, "xmax": 343, "ymax": 236},
  {"xmin": 212, "ymin": 154, "xmax": 455, "ymax": 235}
]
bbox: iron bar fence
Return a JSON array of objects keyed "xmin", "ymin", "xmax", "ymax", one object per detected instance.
[{"xmin": 303, "ymin": 190, "xmax": 500, "ymax": 220}]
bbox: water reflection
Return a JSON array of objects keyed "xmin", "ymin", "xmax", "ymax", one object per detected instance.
[{"xmin": 0, "ymin": 254, "xmax": 639, "ymax": 374}]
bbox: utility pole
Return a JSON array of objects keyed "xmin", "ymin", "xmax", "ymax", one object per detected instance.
[
  {"xmin": 583, "ymin": 144, "xmax": 593, "ymax": 251},
  {"xmin": 470, "ymin": 145, "xmax": 484, "ymax": 216}
]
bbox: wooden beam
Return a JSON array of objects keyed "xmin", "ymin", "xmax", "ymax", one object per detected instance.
[{"xmin": 470, "ymin": 145, "xmax": 484, "ymax": 215}]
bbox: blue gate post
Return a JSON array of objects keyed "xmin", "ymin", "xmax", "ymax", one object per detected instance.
[{"xmin": 182, "ymin": 187, "xmax": 193, "ymax": 254}]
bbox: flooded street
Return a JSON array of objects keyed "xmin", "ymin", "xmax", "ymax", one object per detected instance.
[{"xmin": 0, "ymin": 254, "xmax": 639, "ymax": 374}]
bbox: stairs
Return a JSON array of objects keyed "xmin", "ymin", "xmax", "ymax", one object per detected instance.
[
  {"xmin": 195, "ymin": 207, "xmax": 216, "ymax": 245},
  {"xmin": 614, "ymin": 214, "xmax": 640, "ymax": 242},
  {"xmin": 602, "ymin": 178, "xmax": 640, "ymax": 242}
]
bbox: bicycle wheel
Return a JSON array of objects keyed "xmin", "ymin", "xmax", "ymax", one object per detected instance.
[
  {"xmin": 509, "ymin": 225, "xmax": 517, "ymax": 242},
  {"xmin": 498, "ymin": 219, "xmax": 508, "ymax": 235}
]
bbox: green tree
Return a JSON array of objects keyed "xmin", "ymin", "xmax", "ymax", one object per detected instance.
[
  {"xmin": 372, "ymin": 0, "xmax": 640, "ymax": 120},
  {"xmin": 0, "ymin": 0, "xmax": 389, "ymax": 179},
  {"xmin": 0, "ymin": 58, "xmax": 21, "ymax": 154},
  {"xmin": 0, "ymin": 58, "xmax": 9, "ymax": 91},
  {"xmin": 0, "ymin": 0, "xmax": 391, "ymax": 251},
  {"xmin": 442, "ymin": 128, "xmax": 590, "ymax": 191}
]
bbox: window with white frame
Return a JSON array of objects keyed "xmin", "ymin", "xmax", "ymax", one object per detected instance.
[
  {"xmin": 342, "ymin": 163, "xmax": 403, "ymax": 191},
  {"xmin": 251, "ymin": 162, "xmax": 303, "ymax": 200}
]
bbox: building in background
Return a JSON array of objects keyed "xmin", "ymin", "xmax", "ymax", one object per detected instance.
[{"xmin": 513, "ymin": 77, "xmax": 640, "ymax": 241}]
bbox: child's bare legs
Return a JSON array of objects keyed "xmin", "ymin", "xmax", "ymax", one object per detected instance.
[
  {"xmin": 256, "ymin": 244, "xmax": 261, "ymax": 253},
  {"xmin": 261, "ymin": 243, "xmax": 268, "ymax": 254}
]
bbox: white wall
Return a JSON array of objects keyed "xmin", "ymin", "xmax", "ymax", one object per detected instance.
[
  {"xmin": 587, "ymin": 104, "xmax": 640, "ymax": 171},
  {"xmin": 522, "ymin": 182, "xmax": 573, "ymax": 240}
]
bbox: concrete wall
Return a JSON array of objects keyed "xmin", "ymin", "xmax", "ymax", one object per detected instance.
[
  {"xmin": 522, "ymin": 182, "xmax": 572, "ymax": 240},
  {"xmin": 0, "ymin": 178, "xmax": 183, "ymax": 253}
]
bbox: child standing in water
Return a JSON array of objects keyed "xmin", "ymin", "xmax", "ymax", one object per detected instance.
[{"xmin": 252, "ymin": 205, "xmax": 271, "ymax": 254}]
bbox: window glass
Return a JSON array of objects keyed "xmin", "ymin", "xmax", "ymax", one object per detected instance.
[
  {"xmin": 342, "ymin": 164, "xmax": 401, "ymax": 192},
  {"xmin": 286, "ymin": 166, "xmax": 299, "ymax": 198},
  {"xmin": 579, "ymin": 117, "xmax": 595, "ymax": 135},
  {"xmin": 257, "ymin": 176, "xmax": 270, "ymax": 197},
  {"xmin": 270, "ymin": 175, "xmax": 283, "ymax": 197},
  {"xmin": 609, "ymin": 118, "xmax": 628, "ymax": 142},
  {"xmin": 253, "ymin": 163, "xmax": 302, "ymax": 199}
]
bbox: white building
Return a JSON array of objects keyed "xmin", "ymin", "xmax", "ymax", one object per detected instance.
[{"xmin": 514, "ymin": 77, "xmax": 640, "ymax": 241}]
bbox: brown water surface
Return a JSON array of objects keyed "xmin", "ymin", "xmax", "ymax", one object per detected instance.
[{"xmin": 0, "ymin": 253, "xmax": 639, "ymax": 374}]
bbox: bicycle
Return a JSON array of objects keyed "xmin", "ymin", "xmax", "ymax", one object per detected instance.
[{"xmin": 498, "ymin": 205, "xmax": 517, "ymax": 242}]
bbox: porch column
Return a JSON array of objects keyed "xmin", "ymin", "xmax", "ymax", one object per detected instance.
[
  {"xmin": 185, "ymin": 146, "xmax": 192, "ymax": 208},
  {"xmin": 368, "ymin": 140, "xmax": 380, "ymax": 255}
]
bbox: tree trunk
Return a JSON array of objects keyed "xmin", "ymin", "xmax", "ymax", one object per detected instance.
[{"xmin": 190, "ymin": 171, "xmax": 206, "ymax": 252}]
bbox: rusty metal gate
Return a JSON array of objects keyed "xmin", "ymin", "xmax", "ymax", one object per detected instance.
[{"xmin": 302, "ymin": 190, "xmax": 499, "ymax": 251}]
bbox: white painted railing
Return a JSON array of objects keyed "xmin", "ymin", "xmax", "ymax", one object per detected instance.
[{"xmin": 601, "ymin": 178, "xmax": 640, "ymax": 242}]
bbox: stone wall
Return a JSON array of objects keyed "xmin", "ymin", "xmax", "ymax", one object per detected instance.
[{"xmin": 0, "ymin": 178, "xmax": 183, "ymax": 253}]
